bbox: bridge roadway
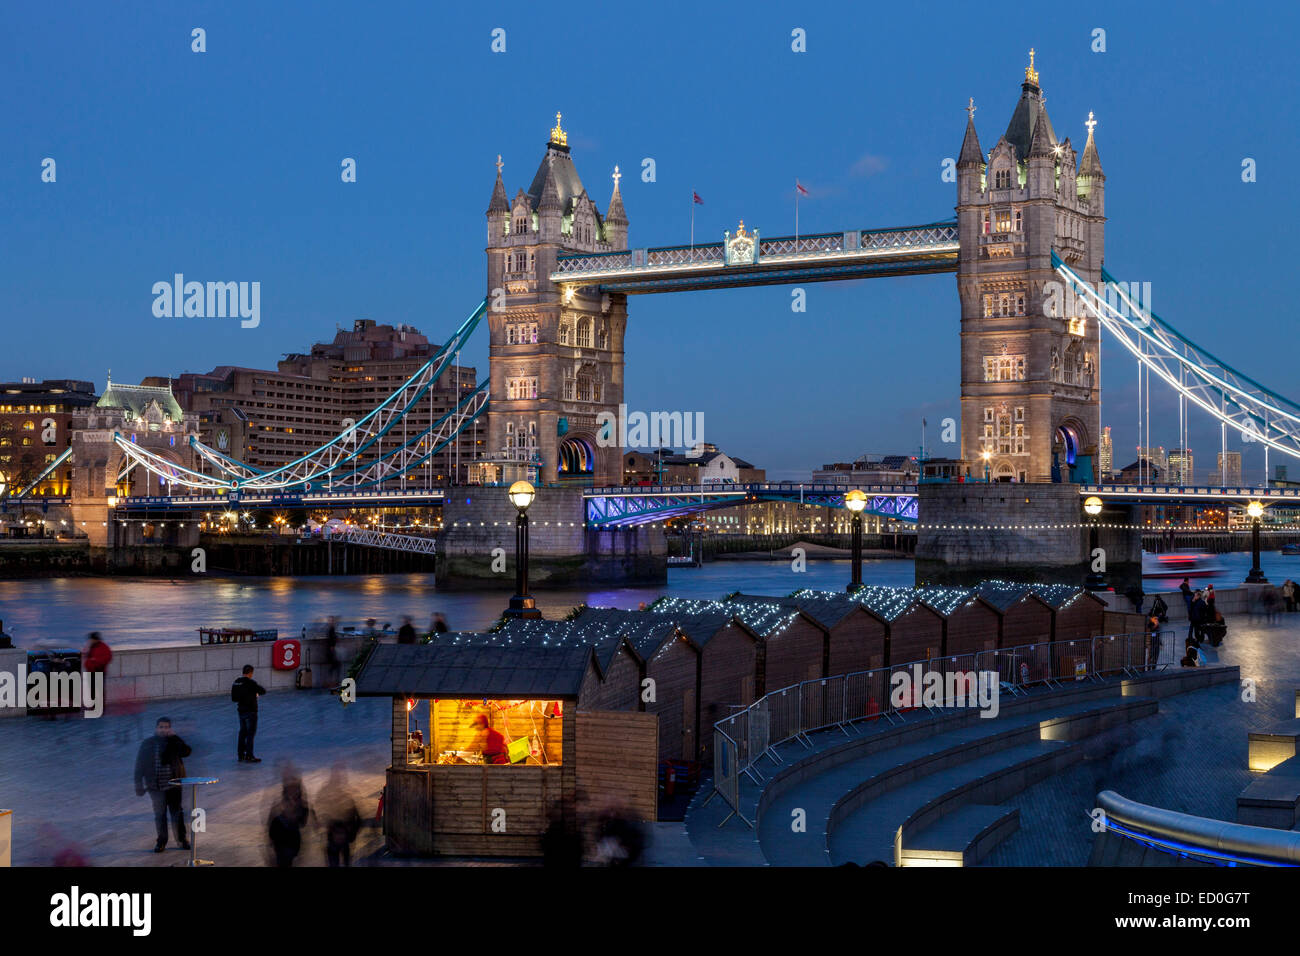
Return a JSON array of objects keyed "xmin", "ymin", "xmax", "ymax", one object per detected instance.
[
  {"xmin": 551, "ymin": 221, "xmax": 959, "ymax": 294},
  {"xmin": 12, "ymin": 481, "xmax": 1295, "ymax": 525},
  {"xmin": 112, "ymin": 487, "xmax": 445, "ymax": 517}
]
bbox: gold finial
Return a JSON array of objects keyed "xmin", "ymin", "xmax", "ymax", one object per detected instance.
[
  {"xmin": 1085, "ymin": 110, "xmax": 1097, "ymax": 137},
  {"xmin": 1025, "ymin": 48, "xmax": 1039, "ymax": 85},
  {"xmin": 736, "ymin": 220, "xmax": 746, "ymax": 236},
  {"xmin": 612, "ymin": 165, "xmax": 622, "ymax": 190},
  {"xmin": 549, "ymin": 111, "xmax": 567, "ymax": 147}
]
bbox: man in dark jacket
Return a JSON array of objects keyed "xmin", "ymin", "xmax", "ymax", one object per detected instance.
[
  {"xmin": 232, "ymin": 665, "xmax": 267, "ymax": 763},
  {"xmin": 1188, "ymin": 591, "xmax": 1207, "ymax": 644},
  {"xmin": 133, "ymin": 716, "xmax": 192, "ymax": 852}
]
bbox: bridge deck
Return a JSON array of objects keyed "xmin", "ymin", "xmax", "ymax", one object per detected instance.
[{"xmin": 552, "ymin": 222, "xmax": 958, "ymax": 294}]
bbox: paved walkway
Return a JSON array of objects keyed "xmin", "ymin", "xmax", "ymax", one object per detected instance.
[
  {"xmin": 984, "ymin": 611, "xmax": 1297, "ymax": 865},
  {"xmin": 1, "ymin": 689, "xmax": 394, "ymax": 867}
]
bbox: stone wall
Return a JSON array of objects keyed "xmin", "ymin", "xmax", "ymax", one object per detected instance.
[
  {"xmin": 0, "ymin": 635, "xmax": 368, "ymax": 714},
  {"xmin": 916, "ymin": 482, "xmax": 1141, "ymax": 590}
]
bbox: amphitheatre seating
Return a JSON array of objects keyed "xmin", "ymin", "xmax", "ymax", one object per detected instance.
[
  {"xmin": 756, "ymin": 693, "xmax": 1155, "ymax": 866},
  {"xmin": 898, "ymin": 803, "xmax": 1020, "ymax": 867},
  {"xmin": 683, "ymin": 665, "xmax": 1241, "ymax": 867}
]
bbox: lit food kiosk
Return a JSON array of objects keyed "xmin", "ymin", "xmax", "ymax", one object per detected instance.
[{"xmin": 356, "ymin": 642, "xmax": 657, "ymax": 858}]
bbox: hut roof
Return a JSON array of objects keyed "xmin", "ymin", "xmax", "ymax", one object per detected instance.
[
  {"xmin": 849, "ymin": 585, "xmax": 921, "ymax": 622},
  {"xmin": 354, "ymin": 643, "xmax": 594, "ymax": 699}
]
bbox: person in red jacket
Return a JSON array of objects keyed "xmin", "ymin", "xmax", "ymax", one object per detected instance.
[
  {"xmin": 470, "ymin": 714, "xmax": 510, "ymax": 764},
  {"xmin": 82, "ymin": 632, "xmax": 112, "ymax": 673}
]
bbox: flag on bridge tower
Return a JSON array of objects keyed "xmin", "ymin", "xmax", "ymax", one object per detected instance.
[
  {"xmin": 692, "ymin": 191, "xmax": 704, "ymax": 204},
  {"xmin": 794, "ymin": 180, "xmax": 810, "ymax": 242},
  {"xmin": 690, "ymin": 191, "xmax": 703, "ymax": 249}
]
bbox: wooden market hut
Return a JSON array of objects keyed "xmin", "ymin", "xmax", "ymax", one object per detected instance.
[
  {"xmin": 973, "ymin": 581, "xmax": 1055, "ymax": 648},
  {"xmin": 356, "ymin": 642, "xmax": 657, "ymax": 858},
  {"xmin": 1029, "ymin": 584, "xmax": 1108, "ymax": 643},
  {"xmin": 573, "ymin": 606, "xmax": 702, "ymax": 762},
  {"xmin": 852, "ymin": 586, "xmax": 945, "ymax": 666},
  {"xmin": 495, "ymin": 615, "xmax": 643, "ymax": 712},
  {"xmin": 913, "ymin": 586, "xmax": 1004, "ymax": 656},
  {"xmin": 787, "ymin": 589, "xmax": 889, "ymax": 675}
]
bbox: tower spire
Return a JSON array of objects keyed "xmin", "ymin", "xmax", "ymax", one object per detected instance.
[
  {"xmin": 958, "ymin": 99, "xmax": 983, "ymax": 166},
  {"xmin": 1079, "ymin": 111, "xmax": 1105, "ymax": 180},
  {"xmin": 549, "ymin": 111, "xmax": 567, "ymax": 148},
  {"xmin": 487, "ymin": 153, "xmax": 509, "ymax": 214},
  {"xmin": 1025, "ymin": 47, "xmax": 1039, "ymax": 86}
]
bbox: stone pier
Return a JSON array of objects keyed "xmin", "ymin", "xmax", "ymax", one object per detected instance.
[
  {"xmin": 435, "ymin": 486, "xmax": 666, "ymax": 589},
  {"xmin": 915, "ymin": 482, "xmax": 1140, "ymax": 591}
]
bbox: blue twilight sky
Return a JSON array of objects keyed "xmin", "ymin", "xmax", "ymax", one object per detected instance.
[{"xmin": 2, "ymin": 0, "xmax": 1297, "ymax": 482}]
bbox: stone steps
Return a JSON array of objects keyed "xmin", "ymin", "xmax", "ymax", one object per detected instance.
[{"xmin": 757, "ymin": 695, "xmax": 1153, "ymax": 866}]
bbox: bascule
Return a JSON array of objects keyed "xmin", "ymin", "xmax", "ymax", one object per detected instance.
[{"xmin": 14, "ymin": 54, "xmax": 1300, "ymax": 558}]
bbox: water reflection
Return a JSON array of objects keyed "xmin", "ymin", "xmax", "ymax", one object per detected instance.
[{"xmin": 0, "ymin": 552, "xmax": 1286, "ymax": 649}]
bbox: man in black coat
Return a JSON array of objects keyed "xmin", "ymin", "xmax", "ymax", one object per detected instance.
[
  {"xmin": 133, "ymin": 716, "xmax": 192, "ymax": 852},
  {"xmin": 232, "ymin": 665, "xmax": 267, "ymax": 763},
  {"xmin": 1188, "ymin": 591, "xmax": 1207, "ymax": 644}
]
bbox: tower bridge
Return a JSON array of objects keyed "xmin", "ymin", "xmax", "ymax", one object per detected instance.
[{"xmin": 11, "ymin": 54, "xmax": 1300, "ymax": 587}]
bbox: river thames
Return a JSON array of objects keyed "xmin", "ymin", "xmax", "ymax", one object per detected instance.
[{"xmin": 0, "ymin": 552, "xmax": 1291, "ymax": 650}]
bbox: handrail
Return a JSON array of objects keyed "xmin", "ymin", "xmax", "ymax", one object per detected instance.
[{"xmin": 1097, "ymin": 790, "xmax": 1300, "ymax": 866}]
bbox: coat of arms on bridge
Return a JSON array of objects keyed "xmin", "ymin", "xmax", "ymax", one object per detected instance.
[{"xmin": 724, "ymin": 220, "xmax": 759, "ymax": 266}]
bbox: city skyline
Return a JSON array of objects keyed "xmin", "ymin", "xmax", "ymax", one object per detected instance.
[{"xmin": 4, "ymin": 2, "xmax": 1298, "ymax": 480}]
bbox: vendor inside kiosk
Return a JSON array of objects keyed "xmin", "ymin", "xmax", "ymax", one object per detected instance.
[{"xmin": 405, "ymin": 698, "xmax": 563, "ymax": 767}]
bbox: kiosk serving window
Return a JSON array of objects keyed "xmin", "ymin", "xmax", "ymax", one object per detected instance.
[{"xmin": 409, "ymin": 698, "xmax": 564, "ymax": 767}]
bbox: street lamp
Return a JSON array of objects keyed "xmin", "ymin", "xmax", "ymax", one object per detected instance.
[
  {"xmin": 844, "ymin": 489, "xmax": 867, "ymax": 592},
  {"xmin": 1245, "ymin": 500, "xmax": 1269, "ymax": 584},
  {"xmin": 505, "ymin": 480, "xmax": 541, "ymax": 619},
  {"xmin": 1083, "ymin": 495, "xmax": 1106, "ymax": 590},
  {"xmin": 981, "ymin": 450, "xmax": 992, "ymax": 483}
]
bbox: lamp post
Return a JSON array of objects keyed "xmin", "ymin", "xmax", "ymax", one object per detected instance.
[
  {"xmin": 1245, "ymin": 500, "xmax": 1269, "ymax": 584},
  {"xmin": 505, "ymin": 480, "xmax": 542, "ymax": 619},
  {"xmin": 981, "ymin": 450, "xmax": 991, "ymax": 483},
  {"xmin": 1083, "ymin": 495, "xmax": 1105, "ymax": 590},
  {"xmin": 844, "ymin": 489, "xmax": 866, "ymax": 592}
]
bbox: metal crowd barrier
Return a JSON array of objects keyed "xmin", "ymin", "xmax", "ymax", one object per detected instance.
[{"xmin": 708, "ymin": 631, "xmax": 1176, "ymax": 827}]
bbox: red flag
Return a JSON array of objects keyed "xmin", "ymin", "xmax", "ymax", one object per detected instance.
[
  {"xmin": 692, "ymin": 191, "xmax": 704, "ymax": 204},
  {"xmin": 795, "ymin": 180, "xmax": 809, "ymax": 197}
]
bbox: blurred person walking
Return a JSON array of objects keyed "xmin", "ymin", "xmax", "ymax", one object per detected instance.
[
  {"xmin": 133, "ymin": 716, "xmax": 192, "ymax": 853},
  {"xmin": 316, "ymin": 763, "xmax": 362, "ymax": 867},
  {"xmin": 232, "ymin": 665, "xmax": 267, "ymax": 763},
  {"xmin": 397, "ymin": 616, "xmax": 417, "ymax": 644},
  {"xmin": 81, "ymin": 631, "xmax": 112, "ymax": 674},
  {"xmin": 268, "ymin": 763, "xmax": 311, "ymax": 867},
  {"xmin": 324, "ymin": 616, "xmax": 341, "ymax": 687}
]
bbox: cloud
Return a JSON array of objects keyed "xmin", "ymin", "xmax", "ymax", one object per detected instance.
[{"xmin": 850, "ymin": 153, "xmax": 888, "ymax": 177}]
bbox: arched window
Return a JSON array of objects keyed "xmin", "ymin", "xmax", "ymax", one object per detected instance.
[{"xmin": 577, "ymin": 318, "xmax": 592, "ymax": 348}]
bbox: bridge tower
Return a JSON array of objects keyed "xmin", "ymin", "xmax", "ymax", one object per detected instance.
[
  {"xmin": 484, "ymin": 113, "xmax": 629, "ymax": 486},
  {"xmin": 956, "ymin": 52, "xmax": 1105, "ymax": 482}
]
